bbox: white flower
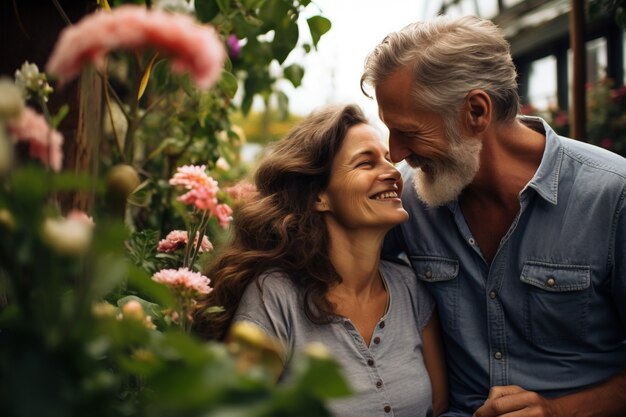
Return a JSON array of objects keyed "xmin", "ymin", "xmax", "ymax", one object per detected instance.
[
  {"xmin": 215, "ymin": 157, "xmax": 231, "ymax": 171},
  {"xmin": 0, "ymin": 78, "xmax": 24, "ymax": 121},
  {"xmin": 41, "ymin": 216, "xmax": 94, "ymax": 255},
  {"xmin": 15, "ymin": 61, "xmax": 53, "ymax": 102}
]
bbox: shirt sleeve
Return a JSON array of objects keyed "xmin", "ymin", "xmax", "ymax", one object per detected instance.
[
  {"xmin": 232, "ymin": 272, "xmax": 297, "ymax": 362},
  {"xmin": 611, "ymin": 185, "xmax": 626, "ymax": 331}
]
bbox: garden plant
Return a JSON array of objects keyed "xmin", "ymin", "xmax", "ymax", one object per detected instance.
[{"xmin": 0, "ymin": 1, "xmax": 351, "ymax": 416}]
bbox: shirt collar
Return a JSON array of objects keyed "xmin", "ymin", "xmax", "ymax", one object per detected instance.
[{"xmin": 520, "ymin": 116, "xmax": 563, "ymax": 205}]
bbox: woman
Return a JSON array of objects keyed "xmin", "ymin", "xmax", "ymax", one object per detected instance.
[{"xmin": 194, "ymin": 104, "xmax": 447, "ymax": 416}]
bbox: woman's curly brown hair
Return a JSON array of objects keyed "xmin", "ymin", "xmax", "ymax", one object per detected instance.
[{"xmin": 193, "ymin": 104, "xmax": 369, "ymax": 340}]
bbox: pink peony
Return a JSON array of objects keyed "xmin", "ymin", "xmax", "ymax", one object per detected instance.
[
  {"xmin": 213, "ymin": 203, "xmax": 233, "ymax": 229},
  {"xmin": 45, "ymin": 5, "xmax": 226, "ymax": 89},
  {"xmin": 157, "ymin": 230, "xmax": 213, "ymax": 252},
  {"xmin": 152, "ymin": 267, "xmax": 212, "ymax": 295},
  {"xmin": 7, "ymin": 106, "xmax": 63, "ymax": 171}
]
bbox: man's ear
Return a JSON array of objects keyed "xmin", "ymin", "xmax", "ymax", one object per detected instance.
[
  {"xmin": 464, "ymin": 89, "xmax": 491, "ymax": 135},
  {"xmin": 315, "ymin": 193, "xmax": 330, "ymax": 212}
]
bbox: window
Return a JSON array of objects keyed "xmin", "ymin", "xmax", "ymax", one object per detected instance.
[{"xmin": 527, "ymin": 55, "xmax": 558, "ymax": 110}]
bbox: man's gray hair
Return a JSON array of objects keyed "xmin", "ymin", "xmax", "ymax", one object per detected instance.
[{"xmin": 361, "ymin": 15, "xmax": 520, "ymax": 138}]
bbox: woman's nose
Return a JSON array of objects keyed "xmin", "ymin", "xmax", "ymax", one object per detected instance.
[{"xmin": 379, "ymin": 162, "xmax": 401, "ymax": 182}]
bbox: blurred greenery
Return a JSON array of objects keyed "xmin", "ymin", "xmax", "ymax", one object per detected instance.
[
  {"xmin": 0, "ymin": 1, "xmax": 349, "ymax": 416},
  {"xmin": 521, "ymin": 77, "xmax": 626, "ymax": 156}
]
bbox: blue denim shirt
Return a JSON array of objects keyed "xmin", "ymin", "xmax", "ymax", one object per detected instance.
[{"xmin": 383, "ymin": 117, "xmax": 626, "ymax": 416}]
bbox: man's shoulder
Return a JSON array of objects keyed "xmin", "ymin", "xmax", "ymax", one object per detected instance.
[{"xmin": 559, "ymin": 136, "xmax": 626, "ymax": 180}]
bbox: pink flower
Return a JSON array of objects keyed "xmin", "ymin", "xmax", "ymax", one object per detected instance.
[
  {"xmin": 152, "ymin": 267, "xmax": 212, "ymax": 295},
  {"xmin": 170, "ymin": 165, "xmax": 220, "ymax": 212},
  {"xmin": 227, "ymin": 34, "xmax": 241, "ymax": 59},
  {"xmin": 67, "ymin": 209, "xmax": 95, "ymax": 226},
  {"xmin": 554, "ymin": 111, "xmax": 568, "ymax": 128},
  {"xmin": 226, "ymin": 181, "xmax": 256, "ymax": 202},
  {"xmin": 45, "ymin": 5, "xmax": 226, "ymax": 89},
  {"xmin": 157, "ymin": 230, "xmax": 213, "ymax": 252},
  {"xmin": 7, "ymin": 106, "xmax": 63, "ymax": 171},
  {"xmin": 600, "ymin": 137, "xmax": 614, "ymax": 150},
  {"xmin": 214, "ymin": 203, "xmax": 233, "ymax": 229}
]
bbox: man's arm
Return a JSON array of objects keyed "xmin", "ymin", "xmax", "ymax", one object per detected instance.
[{"xmin": 473, "ymin": 372, "xmax": 626, "ymax": 417}]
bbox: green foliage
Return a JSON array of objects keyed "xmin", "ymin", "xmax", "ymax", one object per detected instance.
[
  {"xmin": 589, "ymin": 0, "xmax": 626, "ymax": 27},
  {"xmin": 0, "ymin": 2, "xmax": 347, "ymax": 417},
  {"xmin": 0, "ymin": 161, "xmax": 350, "ymax": 417},
  {"xmin": 521, "ymin": 77, "xmax": 626, "ymax": 156}
]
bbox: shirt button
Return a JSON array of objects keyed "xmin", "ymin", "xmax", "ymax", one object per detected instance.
[
  {"xmin": 367, "ymin": 359, "xmax": 375, "ymax": 366},
  {"xmin": 489, "ymin": 290, "xmax": 497, "ymax": 299},
  {"xmin": 468, "ymin": 237, "xmax": 476, "ymax": 245},
  {"xmin": 376, "ymin": 380, "xmax": 383, "ymax": 388},
  {"xmin": 379, "ymin": 321, "xmax": 385, "ymax": 329},
  {"xmin": 384, "ymin": 405, "xmax": 392, "ymax": 413},
  {"xmin": 373, "ymin": 336, "xmax": 381, "ymax": 344},
  {"xmin": 425, "ymin": 270, "xmax": 432, "ymax": 278},
  {"xmin": 494, "ymin": 351, "xmax": 503, "ymax": 360},
  {"xmin": 546, "ymin": 277, "xmax": 556, "ymax": 287}
]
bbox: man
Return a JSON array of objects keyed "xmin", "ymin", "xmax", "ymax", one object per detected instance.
[{"xmin": 361, "ymin": 15, "xmax": 626, "ymax": 417}]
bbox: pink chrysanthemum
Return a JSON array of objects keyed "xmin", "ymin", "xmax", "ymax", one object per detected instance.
[
  {"xmin": 157, "ymin": 230, "xmax": 213, "ymax": 253},
  {"xmin": 170, "ymin": 165, "xmax": 220, "ymax": 212},
  {"xmin": 226, "ymin": 181, "xmax": 256, "ymax": 202},
  {"xmin": 152, "ymin": 267, "xmax": 212, "ymax": 295},
  {"xmin": 7, "ymin": 106, "xmax": 63, "ymax": 171},
  {"xmin": 45, "ymin": 5, "xmax": 226, "ymax": 89}
]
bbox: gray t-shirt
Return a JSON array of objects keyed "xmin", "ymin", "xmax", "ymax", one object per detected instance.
[{"xmin": 234, "ymin": 259, "xmax": 435, "ymax": 417}]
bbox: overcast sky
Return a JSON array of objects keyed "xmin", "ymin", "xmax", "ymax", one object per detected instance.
[{"xmin": 280, "ymin": 0, "xmax": 443, "ymax": 123}]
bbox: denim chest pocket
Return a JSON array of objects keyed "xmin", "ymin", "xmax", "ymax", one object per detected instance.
[
  {"xmin": 520, "ymin": 261, "xmax": 591, "ymax": 343},
  {"xmin": 410, "ymin": 256, "xmax": 460, "ymax": 331}
]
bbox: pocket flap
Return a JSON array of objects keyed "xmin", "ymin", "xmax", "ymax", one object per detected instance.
[
  {"xmin": 520, "ymin": 261, "xmax": 590, "ymax": 292},
  {"xmin": 410, "ymin": 256, "xmax": 459, "ymax": 282}
]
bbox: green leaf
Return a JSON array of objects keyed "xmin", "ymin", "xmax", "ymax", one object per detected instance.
[
  {"xmin": 276, "ymin": 90, "xmax": 289, "ymax": 120},
  {"xmin": 138, "ymin": 53, "xmax": 159, "ymax": 101},
  {"xmin": 307, "ymin": 16, "xmax": 331, "ymax": 48},
  {"xmin": 219, "ymin": 71, "xmax": 239, "ymax": 99},
  {"xmin": 283, "ymin": 64, "xmax": 304, "ymax": 88},
  {"xmin": 195, "ymin": 0, "xmax": 220, "ymax": 22},
  {"xmin": 217, "ymin": 0, "xmax": 231, "ymax": 13},
  {"xmin": 117, "ymin": 295, "xmax": 163, "ymax": 321},
  {"xmin": 293, "ymin": 354, "xmax": 352, "ymax": 399},
  {"xmin": 272, "ymin": 18, "xmax": 299, "ymax": 64},
  {"xmin": 50, "ymin": 104, "xmax": 69, "ymax": 129}
]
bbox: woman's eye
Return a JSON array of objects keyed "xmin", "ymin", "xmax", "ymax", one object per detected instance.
[{"xmin": 356, "ymin": 160, "xmax": 373, "ymax": 168}]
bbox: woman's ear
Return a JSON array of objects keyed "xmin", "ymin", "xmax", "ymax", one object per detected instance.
[
  {"xmin": 464, "ymin": 89, "xmax": 491, "ymax": 135},
  {"xmin": 315, "ymin": 193, "xmax": 330, "ymax": 212}
]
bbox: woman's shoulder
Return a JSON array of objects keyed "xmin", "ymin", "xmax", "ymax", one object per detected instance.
[
  {"xmin": 380, "ymin": 258, "xmax": 418, "ymax": 284},
  {"xmin": 239, "ymin": 269, "xmax": 300, "ymax": 306}
]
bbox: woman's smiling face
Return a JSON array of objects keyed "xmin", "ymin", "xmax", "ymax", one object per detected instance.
[{"xmin": 316, "ymin": 123, "xmax": 408, "ymax": 231}]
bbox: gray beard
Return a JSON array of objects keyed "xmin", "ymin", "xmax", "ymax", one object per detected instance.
[{"xmin": 412, "ymin": 137, "xmax": 482, "ymax": 207}]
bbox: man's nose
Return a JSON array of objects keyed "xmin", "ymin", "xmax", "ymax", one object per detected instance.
[{"xmin": 388, "ymin": 135, "xmax": 411, "ymax": 163}]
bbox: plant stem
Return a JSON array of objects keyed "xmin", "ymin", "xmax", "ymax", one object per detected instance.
[{"xmin": 188, "ymin": 211, "xmax": 209, "ymax": 269}]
